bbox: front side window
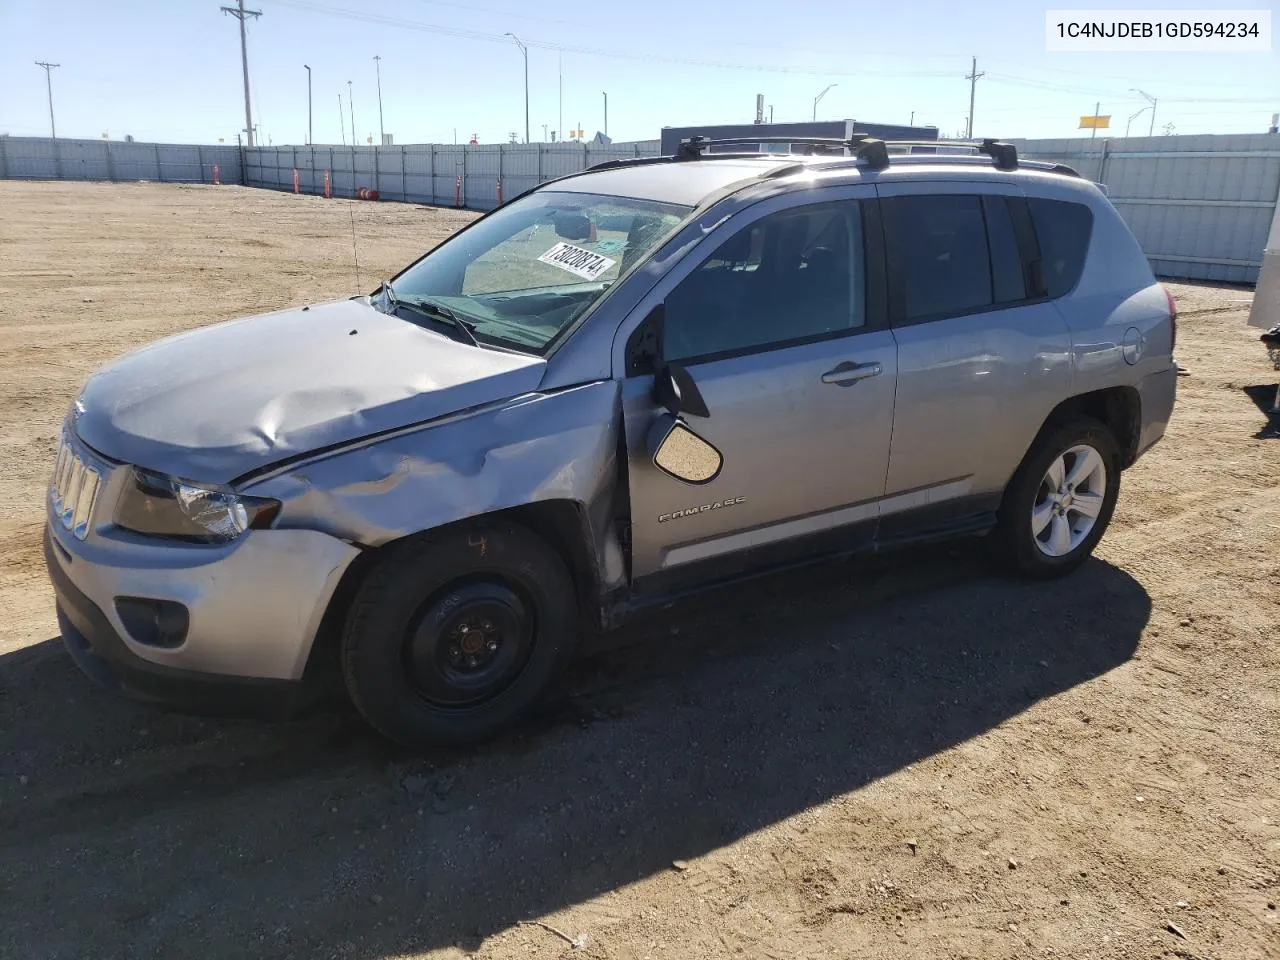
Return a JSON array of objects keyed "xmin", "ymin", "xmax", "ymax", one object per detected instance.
[
  {"xmin": 389, "ymin": 191, "xmax": 688, "ymax": 353},
  {"xmin": 663, "ymin": 201, "xmax": 866, "ymax": 363}
]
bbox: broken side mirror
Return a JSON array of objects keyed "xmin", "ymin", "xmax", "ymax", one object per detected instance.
[
  {"xmin": 647, "ymin": 414, "xmax": 723, "ymax": 485},
  {"xmin": 651, "ymin": 362, "xmax": 710, "ymax": 418}
]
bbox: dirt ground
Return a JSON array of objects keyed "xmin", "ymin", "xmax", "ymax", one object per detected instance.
[{"xmin": 0, "ymin": 181, "xmax": 1277, "ymax": 960}]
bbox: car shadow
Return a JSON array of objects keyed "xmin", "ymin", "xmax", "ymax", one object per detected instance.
[
  {"xmin": 1241, "ymin": 383, "xmax": 1280, "ymax": 438},
  {"xmin": 0, "ymin": 544, "xmax": 1149, "ymax": 959}
]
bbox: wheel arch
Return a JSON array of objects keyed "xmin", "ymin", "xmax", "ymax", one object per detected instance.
[
  {"xmin": 1041, "ymin": 386, "xmax": 1142, "ymax": 467},
  {"xmin": 300, "ymin": 499, "xmax": 604, "ymax": 692}
]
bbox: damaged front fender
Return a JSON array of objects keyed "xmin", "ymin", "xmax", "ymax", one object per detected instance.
[{"xmin": 245, "ymin": 380, "xmax": 627, "ymax": 596}]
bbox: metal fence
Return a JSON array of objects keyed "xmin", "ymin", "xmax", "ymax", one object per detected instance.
[
  {"xmin": 241, "ymin": 141, "xmax": 662, "ymax": 210},
  {"xmin": 1013, "ymin": 134, "xmax": 1280, "ymax": 283},
  {"xmin": 0, "ymin": 136, "xmax": 243, "ymax": 185},
  {"xmin": 4, "ymin": 132, "xmax": 1278, "ymax": 284}
]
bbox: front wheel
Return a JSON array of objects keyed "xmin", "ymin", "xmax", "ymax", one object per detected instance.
[
  {"xmin": 341, "ymin": 522, "xmax": 577, "ymax": 747},
  {"xmin": 990, "ymin": 417, "xmax": 1121, "ymax": 579}
]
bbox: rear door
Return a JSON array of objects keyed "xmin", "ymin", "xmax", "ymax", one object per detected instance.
[
  {"xmin": 875, "ymin": 181, "xmax": 1074, "ymax": 533},
  {"xmin": 617, "ymin": 186, "xmax": 898, "ymax": 585}
]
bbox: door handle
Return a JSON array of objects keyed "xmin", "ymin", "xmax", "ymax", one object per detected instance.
[{"xmin": 821, "ymin": 360, "xmax": 883, "ymax": 386}]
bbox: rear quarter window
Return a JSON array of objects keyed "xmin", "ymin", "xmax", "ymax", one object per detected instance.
[{"xmin": 1027, "ymin": 198, "xmax": 1093, "ymax": 298}]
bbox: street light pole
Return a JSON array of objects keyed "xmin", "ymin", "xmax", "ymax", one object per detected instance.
[
  {"xmin": 813, "ymin": 83, "xmax": 837, "ymax": 122},
  {"xmin": 602, "ymin": 91, "xmax": 608, "ymax": 137},
  {"xmin": 373, "ymin": 55, "xmax": 385, "ymax": 145},
  {"xmin": 34, "ymin": 61, "xmax": 59, "ymax": 138},
  {"xmin": 504, "ymin": 33, "xmax": 530, "ymax": 144},
  {"xmin": 1132, "ymin": 88, "xmax": 1157, "ymax": 136},
  {"xmin": 304, "ymin": 64, "xmax": 312, "ymax": 145},
  {"xmin": 347, "ymin": 79, "xmax": 356, "ymax": 145},
  {"xmin": 1125, "ymin": 106, "xmax": 1149, "ymax": 138}
]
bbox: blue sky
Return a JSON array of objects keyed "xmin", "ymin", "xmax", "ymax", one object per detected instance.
[{"xmin": 1, "ymin": 0, "xmax": 1277, "ymax": 145}]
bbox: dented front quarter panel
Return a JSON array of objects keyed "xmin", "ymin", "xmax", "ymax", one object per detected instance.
[{"xmin": 244, "ymin": 380, "xmax": 627, "ymax": 592}]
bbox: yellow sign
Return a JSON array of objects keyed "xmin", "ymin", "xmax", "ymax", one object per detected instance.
[{"xmin": 1079, "ymin": 115, "xmax": 1111, "ymax": 129}]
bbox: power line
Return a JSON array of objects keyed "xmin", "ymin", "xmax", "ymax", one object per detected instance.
[
  {"xmin": 398, "ymin": 0, "xmax": 976, "ymax": 62},
  {"xmin": 34, "ymin": 61, "xmax": 59, "ymax": 139},
  {"xmin": 220, "ymin": 0, "xmax": 262, "ymax": 146},
  {"xmin": 982, "ymin": 55, "xmax": 1280, "ymax": 91},
  {"xmin": 267, "ymin": 0, "xmax": 956, "ymax": 78}
]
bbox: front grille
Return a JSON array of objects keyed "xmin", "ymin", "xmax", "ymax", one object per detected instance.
[{"xmin": 51, "ymin": 433, "xmax": 101, "ymax": 540}]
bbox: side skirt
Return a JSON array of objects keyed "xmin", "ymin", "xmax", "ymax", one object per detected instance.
[{"xmin": 601, "ymin": 502, "xmax": 998, "ymax": 631}]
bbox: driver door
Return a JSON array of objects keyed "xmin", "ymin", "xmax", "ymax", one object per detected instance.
[{"xmin": 620, "ymin": 189, "xmax": 898, "ymax": 590}]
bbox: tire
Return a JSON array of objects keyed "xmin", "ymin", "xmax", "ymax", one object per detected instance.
[
  {"xmin": 341, "ymin": 521, "xmax": 577, "ymax": 747},
  {"xmin": 990, "ymin": 416, "xmax": 1121, "ymax": 579}
]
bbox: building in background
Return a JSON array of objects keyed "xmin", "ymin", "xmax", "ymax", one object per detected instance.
[{"xmin": 659, "ymin": 120, "xmax": 938, "ymax": 155}]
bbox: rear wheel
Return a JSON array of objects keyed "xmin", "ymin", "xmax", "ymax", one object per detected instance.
[
  {"xmin": 341, "ymin": 522, "xmax": 576, "ymax": 747},
  {"xmin": 990, "ymin": 417, "xmax": 1121, "ymax": 579}
]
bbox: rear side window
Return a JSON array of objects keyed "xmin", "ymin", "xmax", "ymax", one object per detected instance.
[
  {"xmin": 982, "ymin": 196, "xmax": 1027, "ymax": 303},
  {"xmin": 883, "ymin": 195, "xmax": 992, "ymax": 321},
  {"xmin": 1027, "ymin": 198, "xmax": 1093, "ymax": 298}
]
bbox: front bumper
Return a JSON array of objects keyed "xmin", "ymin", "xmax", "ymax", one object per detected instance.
[
  {"xmin": 45, "ymin": 490, "xmax": 361, "ymax": 714},
  {"xmin": 47, "ymin": 529, "xmax": 320, "ymax": 716}
]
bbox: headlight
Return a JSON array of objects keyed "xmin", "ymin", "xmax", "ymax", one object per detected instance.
[{"xmin": 114, "ymin": 469, "xmax": 280, "ymax": 543}]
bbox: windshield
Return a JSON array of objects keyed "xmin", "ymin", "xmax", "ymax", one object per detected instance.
[{"xmin": 384, "ymin": 191, "xmax": 690, "ymax": 354}]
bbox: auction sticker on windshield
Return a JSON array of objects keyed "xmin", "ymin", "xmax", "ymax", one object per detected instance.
[{"xmin": 537, "ymin": 242, "xmax": 617, "ymax": 281}]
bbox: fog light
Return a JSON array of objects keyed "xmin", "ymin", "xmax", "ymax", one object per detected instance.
[{"xmin": 115, "ymin": 597, "xmax": 190, "ymax": 649}]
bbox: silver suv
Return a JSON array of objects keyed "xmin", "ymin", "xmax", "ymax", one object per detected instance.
[{"xmin": 45, "ymin": 136, "xmax": 1177, "ymax": 746}]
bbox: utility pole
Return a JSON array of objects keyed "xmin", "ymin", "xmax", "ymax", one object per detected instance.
[
  {"xmin": 34, "ymin": 62, "xmax": 59, "ymax": 138},
  {"xmin": 304, "ymin": 64, "xmax": 312, "ymax": 145},
  {"xmin": 1091, "ymin": 100, "xmax": 1100, "ymax": 139},
  {"xmin": 602, "ymin": 91, "xmax": 608, "ymax": 137},
  {"xmin": 1132, "ymin": 88, "xmax": 1157, "ymax": 137},
  {"xmin": 220, "ymin": 0, "xmax": 262, "ymax": 147},
  {"xmin": 373, "ymin": 55, "xmax": 385, "ymax": 145},
  {"xmin": 338, "ymin": 93, "xmax": 346, "ymax": 145},
  {"xmin": 504, "ymin": 33, "xmax": 530, "ymax": 144},
  {"xmin": 768, "ymin": 104, "xmax": 774, "ymax": 123},
  {"xmin": 347, "ymin": 79, "xmax": 356, "ymax": 145},
  {"xmin": 965, "ymin": 56, "xmax": 984, "ymax": 139},
  {"xmin": 813, "ymin": 83, "xmax": 836, "ymax": 122}
]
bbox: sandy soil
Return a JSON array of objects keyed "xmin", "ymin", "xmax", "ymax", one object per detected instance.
[{"xmin": 0, "ymin": 181, "xmax": 1277, "ymax": 960}]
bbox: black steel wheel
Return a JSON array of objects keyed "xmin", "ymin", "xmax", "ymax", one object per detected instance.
[
  {"xmin": 341, "ymin": 521, "xmax": 577, "ymax": 747},
  {"xmin": 405, "ymin": 580, "xmax": 536, "ymax": 708}
]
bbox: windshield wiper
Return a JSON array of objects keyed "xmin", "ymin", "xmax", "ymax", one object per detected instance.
[{"xmin": 379, "ymin": 281, "xmax": 480, "ymax": 347}]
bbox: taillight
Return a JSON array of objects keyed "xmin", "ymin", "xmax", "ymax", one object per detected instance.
[{"xmin": 1164, "ymin": 285, "xmax": 1177, "ymax": 352}]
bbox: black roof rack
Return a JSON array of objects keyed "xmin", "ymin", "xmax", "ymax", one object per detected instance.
[
  {"xmin": 671, "ymin": 134, "xmax": 1022, "ymax": 172},
  {"xmin": 675, "ymin": 134, "xmax": 891, "ymax": 170},
  {"xmin": 880, "ymin": 138, "xmax": 1018, "ymax": 170},
  {"xmin": 581, "ymin": 135, "xmax": 1087, "ymax": 181}
]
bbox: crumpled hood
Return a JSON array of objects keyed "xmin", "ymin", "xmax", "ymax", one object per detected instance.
[{"xmin": 74, "ymin": 298, "xmax": 546, "ymax": 484}]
